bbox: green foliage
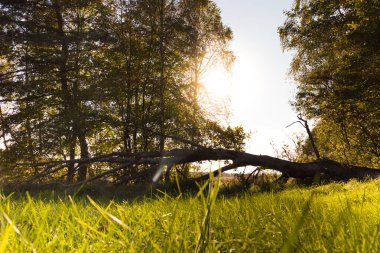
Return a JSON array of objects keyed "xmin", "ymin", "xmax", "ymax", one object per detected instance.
[
  {"xmin": 2, "ymin": 180, "xmax": 380, "ymax": 251},
  {"xmin": 279, "ymin": 0, "xmax": 380, "ymax": 166},
  {"xmin": 298, "ymin": 119, "xmax": 379, "ymax": 167},
  {"xmin": 201, "ymin": 122, "xmax": 248, "ymax": 151},
  {"xmin": 0, "ymin": 0, "xmax": 247, "ymax": 181}
]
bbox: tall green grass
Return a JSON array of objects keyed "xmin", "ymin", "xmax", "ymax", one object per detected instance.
[{"xmin": 2, "ymin": 179, "xmax": 380, "ymax": 252}]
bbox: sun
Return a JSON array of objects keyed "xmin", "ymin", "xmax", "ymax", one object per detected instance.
[{"xmin": 200, "ymin": 66, "xmax": 232, "ymax": 99}]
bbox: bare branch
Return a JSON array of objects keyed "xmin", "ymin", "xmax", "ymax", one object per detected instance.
[
  {"xmin": 13, "ymin": 148, "xmax": 380, "ymax": 187},
  {"xmin": 297, "ymin": 115, "xmax": 321, "ymax": 160}
]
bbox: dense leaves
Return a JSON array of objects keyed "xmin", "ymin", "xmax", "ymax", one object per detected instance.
[
  {"xmin": 0, "ymin": 0, "xmax": 247, "ymax": 182},
  {"xmin": 279, "ymin": 0, "xmax": 380, "ymax": 167}
]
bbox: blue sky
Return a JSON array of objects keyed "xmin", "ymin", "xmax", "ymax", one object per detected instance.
[{"xmin": 205, "ymin": 0, "xmax": 305, "ymax": 155}]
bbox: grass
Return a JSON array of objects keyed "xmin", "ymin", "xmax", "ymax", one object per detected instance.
[{"xmin": 2, "ymin": 179, "xmax": 380, "ymax": 252}]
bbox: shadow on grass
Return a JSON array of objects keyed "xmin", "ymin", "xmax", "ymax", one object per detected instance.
[
  {"xmin": 0, "ymin": 176, "xmax": 339, "ymax": 203},
  {"xmin": 0, "ymin": 181, "xmax": 245, "ymax": 202}
]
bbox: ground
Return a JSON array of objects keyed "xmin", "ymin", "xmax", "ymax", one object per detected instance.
[{"xmin": 1, "ymin": 179, "xmax": 380, "ymax": 252}]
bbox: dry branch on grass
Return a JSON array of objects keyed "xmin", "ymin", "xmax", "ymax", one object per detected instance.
[{"xmin": 13, "ymin": 148, "xmax": 380, "ymax": 187}]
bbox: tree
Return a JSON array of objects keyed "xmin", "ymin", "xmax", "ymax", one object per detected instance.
[
  {"xmin": 279, "ymin": 0, "xmax": 380, "ymax": 167},
  {"xmin": 180, "ymin": 0, "xmax": 234, "ymax": 141},
  {"xmin": 13, "ymin": 147, "xmax": 380, "ymax": 188},
  {"xmin": 0, "ymin": 0, "xmax": 119, "ymax": 181},
  {"xmin": 0, "ymin": 0, "xmax": 247, "ymax": 182}
]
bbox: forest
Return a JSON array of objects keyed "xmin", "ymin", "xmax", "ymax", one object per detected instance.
[
  {"xmin": 0, "ymin": 0, "xmax": 247, "ymax": 184},
  {"xmin": 0, "ymin": 0, "xmax": 378, "ymax": 186},
  {"xmin": 0, "ymin": 0, "xmax": 379, "ymax": 252}
]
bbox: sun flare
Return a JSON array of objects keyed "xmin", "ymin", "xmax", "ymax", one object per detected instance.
[{"xmin": 200, "ymin": 66, "xmax": 232, "ymax": 99}]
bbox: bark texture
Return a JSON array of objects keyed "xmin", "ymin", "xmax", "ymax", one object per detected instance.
[{"xmin": 15, "ymin": 148, "xmax": 380, "ymax": 187}]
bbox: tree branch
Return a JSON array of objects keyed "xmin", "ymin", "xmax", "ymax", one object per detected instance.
[{"xmin": 13, "ymin": 148, "xmax": 380, "ymax": 187}]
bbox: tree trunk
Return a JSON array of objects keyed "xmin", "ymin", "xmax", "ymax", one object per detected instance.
[
  {"xmin": 123, "ymin": 21, "xmax": 133, "ymax": 153},
  {"xmin": 0, "ymin": 107, "xmax": 8, "ymax": 150},
  {"xmin": 133, "ymin": 83, "xmax": 139, "ymax": 153},
  {"xmin": 158, "ymin": 0, "xmax": 166, "ymax": 152},
  {"xmin": 66, "ymin": 136, "xmax": 76, "ymax": 183},
  {"xmin": 20, "ymin": 148, "xmax": 380, "ymax": 187},
  {"xmin": 77, "ymin": 129, "xmax": 89, "ymax": 182},
  {"xmin": 54, "ymin": 1, "xmax": 78, "ymax": 183}
]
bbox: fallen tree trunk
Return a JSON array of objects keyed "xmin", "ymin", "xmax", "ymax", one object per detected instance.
[{"xmin": 15, "ymin": 148, "xmax": 380, "ymax": 187}]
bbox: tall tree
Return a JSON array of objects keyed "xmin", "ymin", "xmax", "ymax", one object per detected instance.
[
  {"xmin": 279, "ymin": 0, "xmax": 380, "ymax": 167},
  {"xmin": 181, "ymin": 0, "xmax": 234, "ymax": 142},
  {"xmin": 0, "ymin": 0, "xmax": 114, "ymax": 181},
  {"xmin": 0, "ymin": 0, "xmax": 247, "ymax": 183}
]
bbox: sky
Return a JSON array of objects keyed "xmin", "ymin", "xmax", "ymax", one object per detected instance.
[{"xmin": 202, "ymin": 0, "xmax": 305, "ymax": 156}]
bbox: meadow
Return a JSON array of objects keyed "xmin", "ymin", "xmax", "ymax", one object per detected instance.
[{"xmin": 1, "ymin": 179, "xmax": 380, "ymax": 252}]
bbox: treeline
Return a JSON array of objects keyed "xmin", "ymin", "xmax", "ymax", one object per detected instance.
[
  {"xmin": 0, "ymin": 0, "xmax": 246, "ymax": 182},
  {"xmin": 280, "ymin": 0, "xmax": 380, "ymax": 168}
]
